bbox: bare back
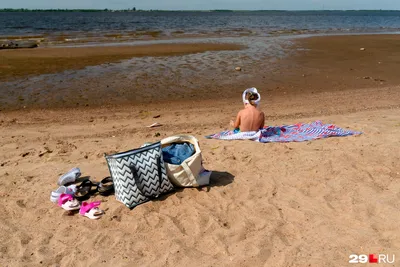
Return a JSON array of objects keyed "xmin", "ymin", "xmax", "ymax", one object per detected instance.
[{"xmin": 234, "ymin": 105, "xmax": 265, "ymax": 132}]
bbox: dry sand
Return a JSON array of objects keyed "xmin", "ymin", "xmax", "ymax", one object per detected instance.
[{"xmin": 0, "ymin": 35, "xmax": 400, "ymax": 267}]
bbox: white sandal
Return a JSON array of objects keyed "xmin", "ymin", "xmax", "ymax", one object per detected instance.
[{"xmin": 50, "ymin": 185, "xmax": 77, "ymax": 203}]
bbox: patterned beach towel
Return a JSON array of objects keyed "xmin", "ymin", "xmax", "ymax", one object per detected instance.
[{"xmin": 206, "ymin": 121, "xmax": 362, "ymax": 142}]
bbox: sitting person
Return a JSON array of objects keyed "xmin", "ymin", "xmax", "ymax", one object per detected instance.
[{"xmin": 230, "ymin": 88, "xmax": 265, "ymax": 132}]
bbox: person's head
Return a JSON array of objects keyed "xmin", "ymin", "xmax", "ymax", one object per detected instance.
[
  {"xmin": 242, "ymin": 87, "xmax": 261, "ymax": 107},
  {"xmin": 245, "ymin": 91, "xmax": 259, "ymax": 107}
]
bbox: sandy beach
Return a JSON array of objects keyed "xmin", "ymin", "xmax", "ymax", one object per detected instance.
[{"xmin": 0, "ymin": 34, "xmax": 399, "ymax": 266}]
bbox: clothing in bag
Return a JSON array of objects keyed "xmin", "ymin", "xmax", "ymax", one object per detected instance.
[
  {"xmin": 105, "ymin": 142, "xmax": 174, "ymax": 209},
  {"xmin": 161, "ymin": 135, "xmax": 211, "ymax": 187},
  {"xmin": 162, "ymin": 143, "xmax": 195, "ymax": 165}
]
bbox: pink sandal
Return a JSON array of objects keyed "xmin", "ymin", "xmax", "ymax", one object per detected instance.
[
  {"xmin": 79, "ymin": 201, "xmax": 104, "ymax": 220},
  {"xmin": 58, "ymin": 193, "xmax": 80, "ymax": 211}
]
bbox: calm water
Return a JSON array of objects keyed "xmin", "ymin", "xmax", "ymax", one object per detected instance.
[{"xmin": 1, "ymin": 11, "xmax": 400, "ymax": 44}]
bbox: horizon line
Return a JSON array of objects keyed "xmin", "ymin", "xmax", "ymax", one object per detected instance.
[{"xmin": 1, "ymin": 8, "xmax": 400, "ymax": 11}]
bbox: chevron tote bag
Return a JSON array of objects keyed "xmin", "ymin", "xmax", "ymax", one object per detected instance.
[{"xmin": 105, "ymin": 142, "xmax": 174, "ymax": 209}]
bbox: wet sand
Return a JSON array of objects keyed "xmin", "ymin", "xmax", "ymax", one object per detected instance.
[
  {"xmin": 1, "ymin": 35, "xmax": 400, "ymax": 110},
  {"xmin": 284, "ymin": 34, "xmax": 400, "ymax": 94},
  {"xmin": 0, "ymin": 43, "xmax": 244, "ymax": 81},
  {"xmin": 0, "ymin": 34, "xmax": 400, "ymax": 267}
]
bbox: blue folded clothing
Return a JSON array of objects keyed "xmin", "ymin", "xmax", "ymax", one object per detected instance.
[{"xmin": 162, "ymin": 143, "xmax": 195, "ymax": 165}]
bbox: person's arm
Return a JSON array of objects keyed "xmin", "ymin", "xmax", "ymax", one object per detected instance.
[
  {"xmin": 233, "ymin": 111, "xmax": 241, "ymax": 129},
  {"xmin": 260, "ymin": 112, "xmax": 265, "ymax": 129}
]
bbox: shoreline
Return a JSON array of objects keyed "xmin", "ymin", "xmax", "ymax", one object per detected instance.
[
  {"xmin": 27, "ymin": 30, "xmax": 400, "ymax": 50},
  {"xmin": 2, "ymin": 27, "xmax": 400, "ymax": 49}
]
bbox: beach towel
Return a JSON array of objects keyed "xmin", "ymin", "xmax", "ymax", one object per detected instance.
[{"xmin": 206, "ymin": 121, "xmax": 362, "ymax": 142}]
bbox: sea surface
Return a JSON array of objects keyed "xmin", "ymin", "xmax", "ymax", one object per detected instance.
[{"xmin": 1, "ymin": 11, "xmax": 400, "ymax": 45}]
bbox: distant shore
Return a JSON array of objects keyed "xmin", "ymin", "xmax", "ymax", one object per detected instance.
[{"xmin": 1, "ymin": 9, "xmax": 400, "ymax": 12}]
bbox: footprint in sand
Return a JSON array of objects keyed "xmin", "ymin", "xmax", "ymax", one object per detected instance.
[
  {"xmin": 24, "ymin": 176, "xmax": 34, "ymax": 182},
  {"xmin": 16, "ymin": 199, "xmax": 26, "ymax": 208}
]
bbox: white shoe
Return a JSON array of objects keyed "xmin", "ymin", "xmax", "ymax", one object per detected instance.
[
  {"xmin": 57, "ymin": 167, "xmax": 81, "ymax": 186},
  {"xmin": 50, "ymin": 185, "xmax": 77, "ymax": 203}
]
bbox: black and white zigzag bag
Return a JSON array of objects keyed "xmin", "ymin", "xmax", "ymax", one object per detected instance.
[{"xmin": 105, "ymin": 142, "xmax": 174, "ymax": 209}]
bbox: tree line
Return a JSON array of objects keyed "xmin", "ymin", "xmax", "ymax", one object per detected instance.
[{"xmin": 0, "ymin": 8, "xmax": 139, "ymax": 12}]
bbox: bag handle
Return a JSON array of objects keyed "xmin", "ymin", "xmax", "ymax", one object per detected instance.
[
  {"xmin": 181, "ymin": 161, "xmax": 197, "ymax": 185},
  {"xmin": 156, "ymin": 156, "xmax": 163, "ymax": 197},
  {"xmin": 128, "ymin": 165, "xmax": 147, "ymax": 197}
]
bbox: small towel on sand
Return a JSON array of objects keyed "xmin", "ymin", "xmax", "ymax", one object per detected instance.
[{"xmin": 206, "ymin": 121, "xmax": 362, "ymax": 142}]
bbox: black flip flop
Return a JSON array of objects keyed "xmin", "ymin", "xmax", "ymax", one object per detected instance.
[
  {"xmin": 97, "ymin": 177, "xmax": 114, "ymax": 196},
  {"xmin": 74, "ymin": 179, "xmax": 98, "ymax": 201}
]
